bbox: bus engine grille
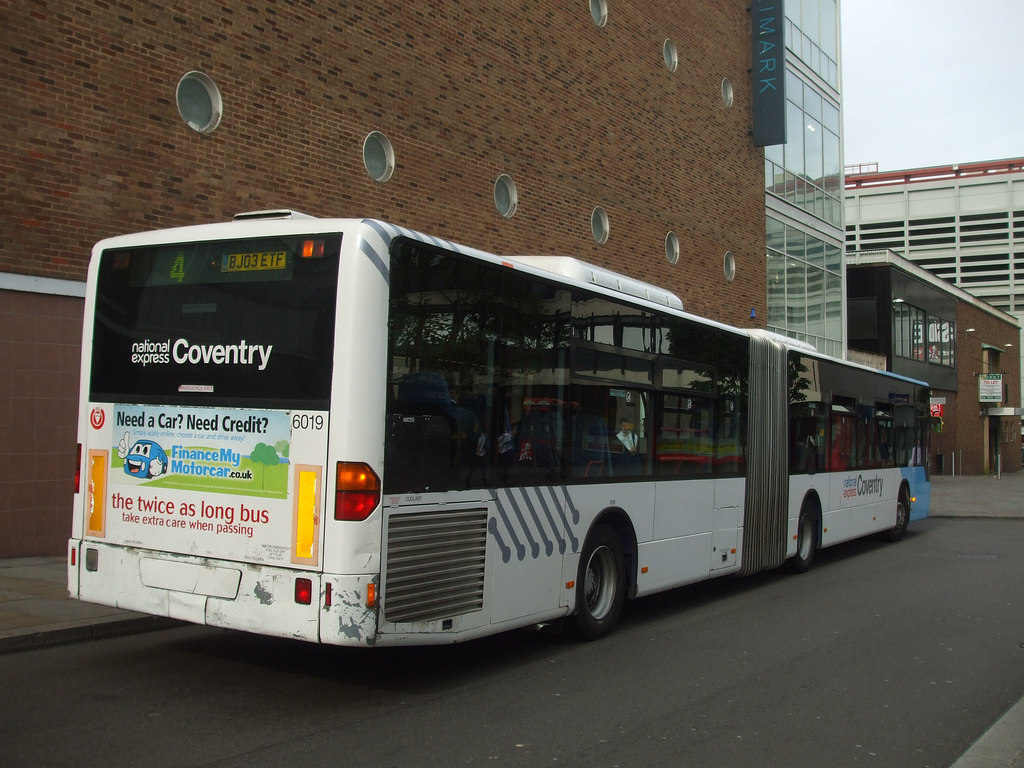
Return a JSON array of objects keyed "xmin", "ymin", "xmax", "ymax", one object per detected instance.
[{"xmin": 384, "ymin": 507, "xmax": 488, "ymax": 624}]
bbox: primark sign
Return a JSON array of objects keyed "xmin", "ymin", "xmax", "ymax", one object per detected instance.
[{"xmin": 751, "ymin": 0, "xmax": 786, "ymax": 147}]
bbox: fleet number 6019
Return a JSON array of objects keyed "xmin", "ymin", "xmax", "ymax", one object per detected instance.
[{"xmin": 292, "ymin": 413, "xmax": 324, "ymax": 430}]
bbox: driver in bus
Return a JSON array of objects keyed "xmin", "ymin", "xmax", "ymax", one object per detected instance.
[{"xmin": 616, "ymin": 418, "xmax": 638, "ymax": 454}]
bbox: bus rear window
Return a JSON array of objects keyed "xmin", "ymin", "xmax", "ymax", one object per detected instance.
[{"xmin": 89, "ymin": 234, "xmax": 341, "ymax": 408}]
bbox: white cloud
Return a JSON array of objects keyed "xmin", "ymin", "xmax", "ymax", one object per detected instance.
[{"xmin": 841, "ymin": 0, "xmax": 1024, "ymax": 171}]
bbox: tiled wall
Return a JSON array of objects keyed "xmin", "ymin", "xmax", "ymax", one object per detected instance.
[{"xmin": 0, "ymin": 290, "xmax": 83, "ymax": 557}]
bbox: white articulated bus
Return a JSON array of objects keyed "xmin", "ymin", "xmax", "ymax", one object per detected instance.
[{"xmin": 68, "ymin": 213, "xmax": 931, "ymax": 646}]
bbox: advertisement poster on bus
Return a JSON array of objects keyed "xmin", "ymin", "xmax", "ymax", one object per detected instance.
[
  {"xmin": 111, "ymin": 405, "xmax": 291, "ymax": 496},
  {"xmin": 99, "ymin": 404, "xmax": 315, "ymax": 565}
]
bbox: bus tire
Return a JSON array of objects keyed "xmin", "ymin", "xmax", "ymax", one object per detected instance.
[
  {"xmin": 571, "ymin": 524, "xmax": 626, "ymax": 641},
  {"xmin": 789, "ymin": 503, "xmax": 817, "ymax": 573},
  {"xmin": 884, "ymin": 488, "xmax": 911, "ymax": 543}
]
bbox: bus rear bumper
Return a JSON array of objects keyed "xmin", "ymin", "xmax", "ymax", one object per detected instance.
[
  {"xmin": 319, "ymin": 573, "xmax": 380, "ymax": 646},
  {"xmin": 71, "ymin": 543, "xmax": 378, "ymax": 645}
]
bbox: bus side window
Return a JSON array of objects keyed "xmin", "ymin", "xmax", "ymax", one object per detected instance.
[
  {"xmin": 657, "ymin": 394, "xmax": 713, "ymax": 476},
  {"xmin": 505, "ymin": 396, "xmax": 568, "ymax": 485},
  {"xmin": 564, "ymin": 385, "xmax": 648, "ymax": 479},
  {"xmin": 892, "ymin": 405, "xmax": 918, "ymax": 467},
  {"xmin": 829, "ymin": 413, "xmax": 854, "ymax": 471},
  {"xmin": 789, "ymin": 405, "xmax": 818, "ymax": 474},
  {"xmin": 715, "ymin": 397, "xmax": 744, "ymax": 475},
  {"xmin": 384, "ymin": 407, "xmax": 457, "ymax": 494},
  {"xmin": 574, "ymin": 414, "xmax": 612, "ymax": 478},
  {"xmin": 384, "ymin": 372, "xmax": 463, "ymax": 494},
  {"xmin": 867, "ymin": 406, "xmax": 893, "ymax": 468},
  {"xmin": 610, "ymin": 412, "xmax": 643, "ymax": 477}
]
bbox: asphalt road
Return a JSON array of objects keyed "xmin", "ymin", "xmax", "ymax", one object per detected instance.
[{"xmin": 2, "ymin": 516, "xmax": 1022, "ymax": 767}]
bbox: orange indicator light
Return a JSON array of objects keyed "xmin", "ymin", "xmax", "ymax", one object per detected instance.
[{"xmin": 301, "ymin": 239, "xmax": 325, "ymax": 259}]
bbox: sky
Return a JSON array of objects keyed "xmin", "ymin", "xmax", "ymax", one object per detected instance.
[{"xmin": 840, "ymin": 0, "xmax": 1024, "ymax": 172}]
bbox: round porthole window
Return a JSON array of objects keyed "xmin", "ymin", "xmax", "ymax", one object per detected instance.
[
  {"xmin": 665, "ymin": 231, "xmax": 680, "ymax": 265},
  {"xmin": 721, "ymin": 78, "xmax": 734, "ymax": 108},
  {"xmin": 724, "ymin": 250, "xmax": 736, "ymax": 282},
  {"xmin": 590, "ymin": 0, "xmax": 608, "ymax": 27},
  {"xmin": 591, "ymin": 206, "xmax": 610, "ymax": 245},
  {"xmin": 176, "ymin": 71, "xmax": 223, "ymax": 135},
  {"xmin": 663, "ymin": 39, "xmax": 678, "ymax": 73},
  {"xmin": 363, "ymin": 131, "xmax": 395, "ymax": 183},
  {"xmin": 494, "ymin": 174, "xmax": 518, "ymax": 219}
]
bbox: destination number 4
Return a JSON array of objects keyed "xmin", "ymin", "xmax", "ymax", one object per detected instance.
[{"xmin": 169, "ymin": 253, "xmax": 185, "ymax": 283}]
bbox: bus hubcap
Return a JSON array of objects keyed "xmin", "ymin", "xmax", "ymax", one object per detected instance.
[{"xmin": 585, "ymin": 546, "xmax": 615, "ymax": 620}]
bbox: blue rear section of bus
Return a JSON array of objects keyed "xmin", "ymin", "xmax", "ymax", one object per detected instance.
[{"xmin": 902, "ymin": 466, "xmax": 930, "ymax": 521}]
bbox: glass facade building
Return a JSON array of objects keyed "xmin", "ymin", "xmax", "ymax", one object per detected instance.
[{"xmin": 765, "ymin": 0, "xmax": 845, "ymax": 358}]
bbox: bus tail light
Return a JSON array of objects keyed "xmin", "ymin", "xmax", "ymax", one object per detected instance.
[
  {"xmin": 335, "ymin": 462, "xmax": 380, "ymax": 521},
  {"xmin": 292, "ymin": 465, "xmax": 322, "ymax": 565},
  {"xmin": 295, "ymin": 577, "xmax": 313, "ymax": 605},
  {"xmin": 75, "ymin": 443, "xmax": 82, "ymax": 494},
  {"xmin": 86, "ymin": 450, "xmax": 108, "ymax": 537}
]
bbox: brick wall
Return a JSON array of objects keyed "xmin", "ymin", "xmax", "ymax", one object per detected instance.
[
  {"xmin": 1, "ymin": 0, "xmax": 765, "ymax": 321},
  {"xmin": 1, "ymin": 0, "xmax": 766, "ymax": 555},
  {"xmin": 951, "ymin": 303, "xmax": 1022, "ymax": 476}
]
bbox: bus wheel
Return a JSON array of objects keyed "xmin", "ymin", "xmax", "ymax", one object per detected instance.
[
  {"xmin": 572, "ymin": 524, "xmax": 626, "ymax": 640},
  {"xmin": 790, "ymin": 505, "xmax": 817, "ymax": 573},
  {"xmin": 884, "ymin": 490, "xmax": 910, "ymax": 543}
]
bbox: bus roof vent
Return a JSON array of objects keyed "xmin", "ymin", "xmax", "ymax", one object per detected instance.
[
  {"xmin": 232, "ymin": 209, "xmax": 317, "ymax": 221},
  {"xmin": 506, "ymin": 255, "xmax": 683, "ymax": 310}
]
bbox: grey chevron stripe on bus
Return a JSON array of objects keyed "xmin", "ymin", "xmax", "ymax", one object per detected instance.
[
  {"xmin": 360, "ymin": 219, "xmax": 479, "ymax": 284},
  {"xmin": 359, "ymin": 220, "xmax": 394, "ymax": 285},
  {"xmin": 491, "ymin": 487, "xmax": 581, "ymax": 563}
]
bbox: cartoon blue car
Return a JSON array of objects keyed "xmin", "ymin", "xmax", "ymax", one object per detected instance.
[{"xmin": 118, "ymin": 432, "xmax": 168, "ymax": 479}]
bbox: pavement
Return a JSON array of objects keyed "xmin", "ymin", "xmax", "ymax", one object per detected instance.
[
  {"xmin": 1, "ymin": 471, "xmax": 1022, "ymax": 765},
  {"xmin": 0, "ymin": 556, "xmax": 179, "ymax": 654},
  {"xmin": 929, "ymin": 471, "xmax": 1024, "ymax": 768},
  {"xmin": 929, "ymin": 468, "xmax": 1024, "ymax": 519}
]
